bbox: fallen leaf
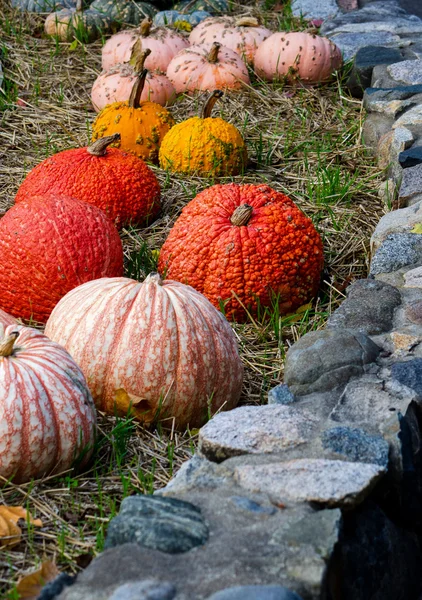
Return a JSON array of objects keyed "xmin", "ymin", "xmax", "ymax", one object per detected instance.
[
  {"xmin": 0, "ymin": 506, "xmax": 43, "ymax": 548},
  {"xmin": 16, "ymin": 561, "xmax": 59, "ymax": 599},
  {"xmin": 411, "ymin": 224, "xmax": 422, "ymax": 234}
]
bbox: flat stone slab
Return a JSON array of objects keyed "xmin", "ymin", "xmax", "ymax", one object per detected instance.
[
  {"xmin": 394, "ymin": 104, "xmax": 422, "ymax": 127},
  {"xmin": 207, "ymin": 586, "xmax": 303, "ymax": 600},
  {"xmin": 291, "ymin": 0, "xmax": 338, "ymax": 19},
  {"xmin": 233, "ymin": 459, "xmax": 385, "ymax": 507},
  {"xmin": 391, "ymin": 358, "xmax": 422, "ymax": 396},
  {"xmin": 388, "ymin": 59, "xmax": 422, "ymax": 84},
  {"xmin": 198, "ymin": 405, "xmax": 319, "ymax": 462},
  {"xmin": 399, "ymin": 163, "xmax": 422, "ymax": 201},
  {"xmin": 321, "ymin": 426, "xmax": 389, "ymax": 467},
  {"xmin": 370, "ymin": 233, "xmax": 422, "ymax": 275},
  {"xmin": 108, "ymin": 581, "xmax": 176, "ymax": 600},
  {"xmin": 328, "ymin": 32, "xmax": 403, "ymax": 61},
  {"xmin": 371, "ymin": 199, "xmax": 422, "ymax": 252},
  {"xmin": 404, "ymin": 264, "xmax": 422, "ymax": 287},
  {"xmin": 268, "ymin": 384, "xmax": 295, "ymax": 405},
  {"xmin": 365, "ymin": 84, "xmax": 422, "ymax": 102},
  {"xmin": 321, "ymin": 3, "xmax": 421, "ymax": 35},
  {"xmin": 399, "ymin": 146, "xmax": 422, "ymax": 168}
]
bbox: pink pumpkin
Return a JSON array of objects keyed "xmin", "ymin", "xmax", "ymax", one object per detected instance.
[
  {"xmin": 254, "ymin": 31, "xmax": 342, "ymax": 84},
  {"xmin": 92, "ymin": 47, "xmax": 176, "ymax": 111},
  {"xmin": 101, "ymin": 17, "xmax": 189, "ymax": 74},
  {"xmin": 189, "ymin": 16, "xmax": 271, "ymax": 65},
  {"xmin": 166, "ymin": 42, "xmax": 250, "ymax": 95},
  {"xmin": 0, "ymin": 309, "xmax": 17, "ymax": 329}
]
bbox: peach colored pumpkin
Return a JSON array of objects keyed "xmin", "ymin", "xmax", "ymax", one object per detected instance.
[
  {"xmin": 0, "ymin": 325, "xmax": 96, "ymax": 484},
  {"xmin": 101, "ymin": 17, "xmax": 189, "ymax": 74},
  {"xmin": 92, "ymin": 46, "xmax": 177, "ymax": 112},
  {"xmin": 189, "ymin": 16, "xmax": 271, "ymax": 64},
  {"xmin": 254, "ymin": 31, "xmax": 342, "ymax": 84},
  {"xmin": 45, "ymin": 274, "xmax": 244, "ymax": 430},
  {"xmin": 167, "ymin": 42, "xmax": 250, "ymax": 94}
]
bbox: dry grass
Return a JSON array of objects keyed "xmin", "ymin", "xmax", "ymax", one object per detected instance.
[{"xmin": 0, "ymin": 0, "xmax": 386, "ymax": 594}]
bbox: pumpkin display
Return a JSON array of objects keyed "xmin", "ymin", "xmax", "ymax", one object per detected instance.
[
  {"xmin": 0, "ymin": 309, "xmax": 17, "ymax": 329},
  {"xmin": 91, "ymin": 70, "xmax": 175, "ymax": 163},
  {"xmin": 254, "ymin": 32, "xmax": 342, "ymax": 84},
  {"xmin": 0, "ymin": 325, "xmax": 96, "ymax": 484},
  {"xmin": 189, "ymin": 16, "xmax": 271, "ymax": 64},
  {"xmin": 174, "ymin": 0, "xmax": 228, "ymax": 14},
  {"xmin": 166, "ymin": 42, "xmax": 250, "ymax": 94},
  {"xmin": 101, "ymin": 17, "xmax": 189, "ymax": 73},
  {"xmin": 92, "ymin": 46, "xmax": 176, "ymax": 112},
  {"xmin": 45, "ymin": 274, "xmax": 244, "ymax": 429},
  {"xmin": 158, "ymin": 183, "xmax": 324, "ymax": 321},
  {"xmin": 89, "ymin": 0, "xmax": 157, "ymax": 26},
  {"xmin": 15, "ymin": 134, "xmax": 160, "ymax": 227},
  {"xmin": 0, "ymin": 194, "xmax": 123, "ymax": 323},
  {"xmin": 44, "ymin": 0, "xmax": 112, "ymax": 42},
  {"xmin": 159, "ymin": 90, "xmax": 247, "ymax": 177},
  {"xmin": 153, "ymin": 9, "xmax": 211, "ymax": 30},
  {"xmin": 11, "ymin": 0, "xmax": 75, "ymax": 13}
]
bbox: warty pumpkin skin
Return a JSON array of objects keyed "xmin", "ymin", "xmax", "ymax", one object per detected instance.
[
  {"xmin": 159, "ymin": 89, "xmax": 247, "ymax": 177},
  {"xmin": 89, "ymin": 0, "xmax": 157, "ymax": 26},
  {"xmin": 44, "ymin": 274, "xmax": 244, "ymax": 430},
  {"xmin": 44, "ymin": 0, "xmax": 112, "ymax": 42},
  {"xmin": 15, "ymin": 134, "xmax": 161, "ymax": 228},
  {"xmin": 0, "ymin": 326, "xmax": 96, "ymax": 484},
  {"xmin": 0, "ymin": 194, "xmax": 123, "ymax": 323},
  {"xmin": 158, "ymin": 183, "xmax": 324, "ymax": 321},
  {"xmin": 91, "ymin": 70, "xmax": 175, "ymax": 163}
]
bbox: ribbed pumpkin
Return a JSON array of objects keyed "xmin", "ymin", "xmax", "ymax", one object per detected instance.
[
  {"xmin": 0, "ymin": 325, "xmax": 96, "ymax": 484},
  {"xmin": 158, "ymin": 183, "xmax": 324, "ymax": 321},
  {"xmin": 44, "ymin": 0, "xmax": 112, "ymax": 42},
  {"xmin": 15, "ymin": 134, "xmax": 161, "ymax": 228},
  {"xmin": 159, "ymin": 90, "xmax": 247, "ymax": 177},
  {"xmin": 101, "ymin": 17, "xmax": 189, "ymax": 73},
  {"xmin": 91, "ymin": 46, "xmax": 177, "ymax": 112},
  {"xmin": 0, "ymin": 195, "xmax": 123, "ymax": 323},
  {"xmin": 45, "ymin": 274, "xmax": 244, "ymax": 429},
  {"xmin": 254, "ymin": 32, "xmax": 342, "ymax": 84},
  {"xmin": 12, "ymin": 0, "xmax": 75, "ymax": 12},
  {"xmin": 91, "ymin": 71, "xmax": 175, "ymax": 163},
  {"xmin": 0, "ymin": 309, "xmax": 17, "ymax": 328},
  {"xmin": 189, "ymin": 16, "xmax": 271, "ymax": 64},
  {"xmin": 166, "ymin": 42, "xmax": 250, "ymax": 94},
  {"xmin": 153, "ymin": 9, "xmax": 211, "ymax": 30},
  {"xmin": 89, "ymin": 0, "xmax": 158, "ymax": 26}
]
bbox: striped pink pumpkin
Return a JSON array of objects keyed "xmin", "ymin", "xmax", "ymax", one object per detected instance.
[
  {"xmin": 0, "ymin": 325, "xmax": 96, "ymax": 484},
  {"xmin": 0, "ymin": 309, "xmax": 17, "ymax": 328},
  {"xmin": 45, "ymin": 274, "xmax": 244, "ymax": 429}
]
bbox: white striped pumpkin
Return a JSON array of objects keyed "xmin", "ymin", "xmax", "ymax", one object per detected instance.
[
  {"xmin": 0, "ymin": 325, "xmax": 96, "ymax": 484},
  {"xmin": 45, "ymin": 274, "xmax": 244, "ymax": 429},
  {"xmin": 0, "ymin": 308, "xmax": 17, "ymax": 328}
]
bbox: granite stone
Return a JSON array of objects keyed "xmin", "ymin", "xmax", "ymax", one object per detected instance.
[
  {"xmin": 399, "ymin": 146, "xmax": 422, "ymax": 168},
  {"xmin": 362, "ymin": 113, "xmax": 395, "ymax": 150},
  {"xmin": 327, "ymin": 32, "xmax": 402, "ymax": 61},
  {"xmin": 347, "ymin": 46, "xmax": 404, "ymax": 97},
  {"xmin": 321, "ymin": 426, "xmax": 389, "ymax": 467},
  {"xmin": 405, "ymin": 299, "xmax": 422, "ymax": 323},
  {"xmin": 394, "ymin": 104, "xmax": 422, "ymax": 127},
  {"xmin": 365, "ymin": 85, "xmax": 422, "ymax": 101},
  {"xmin": 206, "ymin": 586, "xmax": 303, "ymax": 600},
  {"xmin": 291, "ymin": 0, "xmax": 338, "ymax": 19},
  {"xmin": 321, "ymin": 3, "xmax": 421, "ymax": 35},
  {"xmin": 108, "ymin": 581, "xmax": 177, "ymax": 600},
  {"xmin": 376, "ymin": 128, "xmax": 414, "ymax": 179},
  {"xmin": 388, "ymin": 59, "xmax": 422, "ymax": 85},
  {"xmin": 399, "ymin": 164, "xmax": 422, "ymax": 202},
  {"xmin": 268, "ymin": 383, "xmax": 295, "ymax": 405},
  {"xmin": 371, "ymin": 199, "xmax": 422, "ymax": 252},
  {"xmin": 370, "ymin": 233, "xmax": 422, "ymax": 275},
  {"xmin": 391, "ymin": 358, "xmax": 422, "ymax": 396},
  {"xmin": 230, "ymin": 496, "xmax": 277, "ymax": 515}
]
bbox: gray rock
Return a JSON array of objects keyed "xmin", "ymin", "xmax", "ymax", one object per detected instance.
[
  {"xmin": 371, "ymin": 199, "xmax": 422, "ymax": 252},
  {"xmin": 108, "ymin": 581, "xmax": 176, "ymax": 600},
  {"xmin": 291, "ymin": 0, "xmax": 338, "ymax": 19},
  {"xmin": 38, "ymin": 574, "xmax": 75, "ymax": 600},
  {"xmin": 347, "ymin": 46, "xmax": 405, "ymax": 98},
  {"xmin": 362, "ymin": 113, "xmax": 395, "ymax": 150},
  {"xmin": 155, "ymin": 455, "xmax": 231, "ymax": 496},
  {"xmin": 370, "ymin": 233, "xmax": 422, "ymax": 275},
  {"xmin": 207, "ymin": 586, "xmax": 303, "ymax": 600},
  {"xmin": 328, "ymin": 32, "xmax": 403, "ymax": 61},
  {"xmin": 321, "ymin": 426, "xmax": 389, "ymax": 467},
  {"xmin": 388, "ymin": 59, "xmax": 422, "ymax": 84},
  {"xmin": 397, "ymin": 163, "xmax": 422, "ymax": 203},
  {"xmin": 233, "ymin": 458, "xmax": 385, "ymax": 507},
  {"xmin": 268, "ymin": 383, "xmax": 295, "ymax": 405},
  {"xmin": 405, "ymin": 298, "xmax": 422, "ymax": 323},
  {"xmin": 284, "ymin": 329, "xmax": 381, "ymax": 396},
  {"xmin": 326, "ymin": 278, "xmax": 401, "ymax": 334},
  {"xmin": 391, "ymin": 358, "xmax": 422, "ymax": 396},
  {"xmin": 399, "ymin": 146, "xmax": 422, "ymax": 168},
  {"xmin": 230, "ymin": 496, "xmax": 277, "ymax": 515},
  {"xmin": 105, "ymin": 495, "xmax": 209, "ymax": 553},
  {"xmin": 404, "ymin": 264, "xmax": 422, "ymax": 287},
  {"xmin": 321, "ymin": 3, "xmax": 421, "ymax": 36},
  {"xmin": 198, "ymin": 405, "xmax": 320, "ymax": 462},
  {"xmin": 376, "ymin": 127, "xmax": 414, "ymax": 182},
  {"xmin": 364, "ymin": 84, "xmax": 422, "ymax": 102},
  {"xmin": 394, "ymin": 104, "xmax": 422, "ymax": 127}
]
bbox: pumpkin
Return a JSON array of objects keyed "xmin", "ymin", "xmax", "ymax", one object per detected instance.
[
  {"xmin": 44, "ymin": 0, "xmax": 112, "ymax": 42},
  {"xmin": 174, "ymin": 0, "xmax": 228, "ymax": 14},
  {"xmin": 189, "ymin": 16, "xmax": 272, "ymax": 65},
  {"xmin": 0, "ymin": 309, "xmax": 17, "ymax": 329},
  {"xmin": 44, "ymin": 273, "xmax": 244, "ymax": 429},
  {"xmin": 92, "ymin": 45, "xmax": 176, "ymax": 111},
  {"xmin": 159, "ymin": 89, "xmax": 247, "ymax": 176},
  {"xmin": 0, "ymin": 194, "xmax": 123, "ymax": 323},
  {"xmin": 91, "ymin": 70, "xmax": 175, "ymax": 163},
  {"xmin": 166, "ymin": 42, "xmax": 250, "ymax": 94},
  {"xmin": 0, "ymin": 325, "xmax": 96, "ymax": 484},
  {"xmin": 158, "ymin": 183, "xmax": 324, "ymax": 321},
  {"xmin": 254, "ymin": 32, "xmax": 342, "ymax": 84},
  {"xmin": 101, "ymin": 17, "xmax": 189, "ymax": 73},
  {"xmin": 15, "ymin": 134, "xmax": 161, "ymax": 228},
  {"xmin": 89, "ymin": 0, "xmax": 157, "ymax": 26},
  {"xmin": 11, "ymin": 0, "xmax": 75, "ymax": 13},
  {"xmin": 153, "ymin": 9, "xmax": 211, "ymax": 30}
]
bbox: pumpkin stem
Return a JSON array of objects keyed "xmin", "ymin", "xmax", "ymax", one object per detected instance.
[
  {"xmin": 207, "ymin": 42, "xmax": 221, "ymax": 64},
  {"xmin": 129, "ymin": 69, "xmax": 148, "ymax": 109},
  {"xmin": 87, "ymin": 134, "xmax": 121, "ymax": 156},
  {"xmin": 231, "ymin": 204, "xmax": 253, "ymax": 226},
  {"xmin": 235, "ymin": 16, "xmax": 260, "ymax": 27},
  {"xmin": 139, "ymin": 17, "xmax": 152, "ymax": 37},
  {"xmin": 202, "ymin": 89, "xmax": 224, "ymax": 119},
  {"xmin": 0, "ymin": 331, "xmax": 19, "ymax": 358},
  {"xmin": 129, "ymin": 40, "xmax": 151, "ymax": 72},
  {"xmin": 145, "ymin": 272, "xmax": 163, "ymax": 285}
]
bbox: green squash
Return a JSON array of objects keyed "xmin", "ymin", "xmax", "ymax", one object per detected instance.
[
  {"xmin": 89, "ymin": 0, "xmax": 158, "ymax": 26},
  {"xmin": 11, "ymin": 0, "xmax": 76, "ymax": 12},
  {"xmin": 173, "ymin": 0, "xmax": 228, "ymax": 14},
  {"xmin": 44, "ymin": 0, "xmax": 112, "ymax": 42}
]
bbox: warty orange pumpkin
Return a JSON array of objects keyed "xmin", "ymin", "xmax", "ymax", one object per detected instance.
[
  {"xmin": 158, "ymin": 183, "xmax": 324, "ymax": 321},
  {"xmin": 0, "ymin": 325, "xmax": 96, "ymax": 484},
  {"xmin": 45, "ymin": 273, "xmax": 244, "ymax": 430}
]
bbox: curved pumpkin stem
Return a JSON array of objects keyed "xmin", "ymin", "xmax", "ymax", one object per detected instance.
[
  {"xmin": 87, "ymin": 133, "xmax": 121, "ymax": 156},
  {"xmin": 0, "ymin": 331, "xmax": 19, "ymax": 357},
  {"xmin": 202, "ymin": 90, "xmax": 224, "ymax": 119},
  {"xmin": 129, "ymin": 69, "xmax": 148, "ymax": 109},
  {"xmin": 145, "ymin": 272, "xmax": 163, "ymax": 285},
  {"xmin": 139, "ymin": 17, "xmax": 152, "ymax": 37},
  {"xmin": 129, "ymin": 41, "xmax": 151, "ymax": 73},
  {"xmin": 231, "ymin": 204, "xmax": 253, "ymax": 226},
  {"xmin": 207, "ymin": 42, "xmax": 221, "ymax": 64},
  {"xmin": 235, "ymin": 16, "xmax": 260, "ymax": 27}
]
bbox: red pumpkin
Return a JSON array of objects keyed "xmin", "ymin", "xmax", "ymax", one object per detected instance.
[
  {"xmin": 45, "ymin": 274, "xmax": 244, "ymax": 429},
  {"xmin": 15, "ymin": 135, "xmax": 161, "ymax": 228},
  {"xmin": 0, "ymin": 195, "xmax": 123, "ymax": 323},
  {"xmin": 0, "ymin": 325, "xmax": 96, "ymax": 484},
  {"xmin": 158, "ymin": 183, "xmax": 324, "ymax": 321}
]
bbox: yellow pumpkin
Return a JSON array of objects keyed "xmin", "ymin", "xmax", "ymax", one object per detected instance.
[
  {"xmin": 159, "ymin": 90, "xmax": 247, "ymax": 176},
  {"xmin": 91, "ymin": 69, "xmax": 175, "ymax": 163}
]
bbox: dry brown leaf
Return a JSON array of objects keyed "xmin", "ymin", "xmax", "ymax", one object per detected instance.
[
  {"xmin": 0, "ymin": 506, "xmax": 43, "ymax": 548},
  {"xmin": 16, "ymin": 561, "xmax": 59, "ymax": 599}
]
